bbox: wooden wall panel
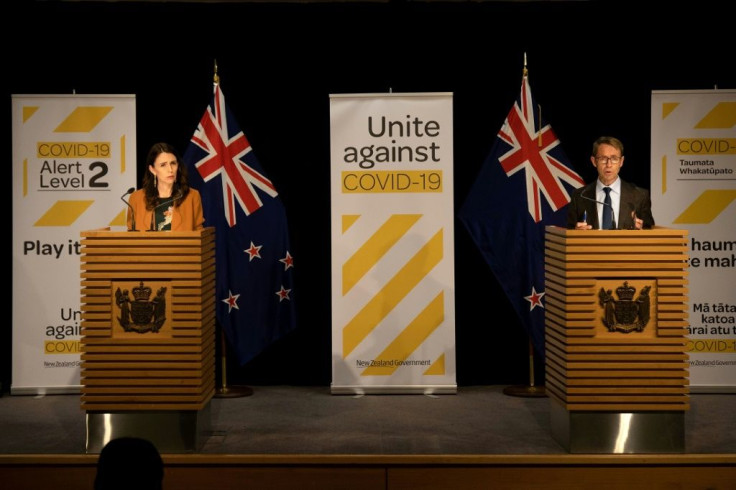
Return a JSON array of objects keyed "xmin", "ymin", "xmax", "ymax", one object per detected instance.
[{"xmin": 3, "ymin": 454, "xmax": 735, "ymax": 490}]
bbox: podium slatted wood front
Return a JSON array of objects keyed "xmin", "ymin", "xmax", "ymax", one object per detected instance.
[
  {"xmin": 79, "ymin": 228, "xmax": 216, "ymax": 412},
  {"xmin": 544, "ymin": 226, "xmax": 690, "ymax": 412}
]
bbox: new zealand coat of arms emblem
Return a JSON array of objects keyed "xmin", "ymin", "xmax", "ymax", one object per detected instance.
[
  {"xmin": 115, "ymin": 281, "xmax": 167, "ymax": 333},
  {"xmin": 598, "ymin": 281, "xmax": 651, "ymax": 333}
]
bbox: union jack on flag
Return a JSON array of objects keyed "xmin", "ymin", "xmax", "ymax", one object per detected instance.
[
  {"xmin": 183, "ymin": 84, "xmax": 296, "ymax": 366},
  {"xmin": 458, "ymin": 72, "xmax": 583, "ymax": 358},
  {"xmin": 496, "ymin": 75, "xmax": 585, "ymax": 222},
  {"xmin": 189, "ymin": 84, "xmax": 278, "ymax": 224}
]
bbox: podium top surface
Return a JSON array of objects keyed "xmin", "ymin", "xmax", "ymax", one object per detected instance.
[
  {"xmin": 545, "ymin": 225, "xmax": 688, "ymax": 238},
  {"xmin": 81, "ymin": 226, "xmax": 215, "ymax": 238}
]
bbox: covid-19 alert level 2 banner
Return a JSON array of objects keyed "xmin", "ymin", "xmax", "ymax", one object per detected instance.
[
  {"xmin": 650, "ymin": 89, "xmax": 736, "ymax": 392},
  {"xmin": 329, "ymin": 93, "xmax": 456, "ymax": 394},
  {"xmin": 12, "ymin": 94, "xmax": 136, "ymax": 394}
]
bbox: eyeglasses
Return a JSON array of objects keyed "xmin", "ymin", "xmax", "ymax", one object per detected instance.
[{"xmin": 595, "ymin": 156, "xmax": 622, "ymax": 165}]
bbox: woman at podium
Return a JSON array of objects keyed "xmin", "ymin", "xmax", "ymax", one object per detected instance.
[{"xmin": 126, "ymin": 142, "xmax": 204, "ymax": 231}]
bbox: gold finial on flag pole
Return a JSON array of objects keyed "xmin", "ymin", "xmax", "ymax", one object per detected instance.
[
  {"xmin": 523, "ymin": 52, "xmax": 528, "ymax": 78},
  {"xmin": 214, "ymin": 59, "xmax": 220, "ymax": 85}
]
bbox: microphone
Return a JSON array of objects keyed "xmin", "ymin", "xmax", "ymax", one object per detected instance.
[
  {"xmin": 120, "ymin": 187, "xmax": 138, "ymax": 232},
  {"xmin": 581, "ymin": 194, "xmax": 617, "ymax": 230},
  {"xmin": 149, "ymin": 190, "xmax": 184, "ymax": 231}
]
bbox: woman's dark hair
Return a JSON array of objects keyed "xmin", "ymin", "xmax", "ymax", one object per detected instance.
[{"xmin": 141, "ymin": 141, "xmax": 192, "ymax": 210}]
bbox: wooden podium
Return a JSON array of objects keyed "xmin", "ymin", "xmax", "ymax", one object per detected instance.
[
  {"xmin": 544, "ymin": 226, "xmax": 689, "ymax": 453},
  {"xmin": 79, "ymin": 227, "xmax": 216, "ymax": 453}
]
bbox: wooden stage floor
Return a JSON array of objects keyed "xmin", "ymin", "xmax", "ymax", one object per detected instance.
[{"xmin": 1, "ymin": 385, "xmax": 735, "ymax": 489}]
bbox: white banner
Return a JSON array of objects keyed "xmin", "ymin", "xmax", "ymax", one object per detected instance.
[
  {"xmin": 650, "ymin": 89, "xmax": 736, "ymax": 392},
  {"xmin": 329, "ymin": 93, "xmax": 456, "ymax": 394},
  {"xmin": 12, "ymin": 94, "xmax": 136, "ymax": 394}
]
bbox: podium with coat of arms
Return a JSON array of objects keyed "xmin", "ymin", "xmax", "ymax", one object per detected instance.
[
  {"xmin": 79, "ymin": 227, "xmax": 216, "ymax": 452},
  {"xmin": 543, "ymin": 226, "xmax": 690, "ymax": 453}
]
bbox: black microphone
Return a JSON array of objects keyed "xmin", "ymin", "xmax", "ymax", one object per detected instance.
[
  {"xmin": 581, "ymin": 194, "xmax": 617, "ymax": 230},
  {"xmin": 149, "ymin": 190, "xmax": 184, "ymax": 231},
  {"xmin": 120, "ymin": 187, "xmax": 138, "ymax": 232}
]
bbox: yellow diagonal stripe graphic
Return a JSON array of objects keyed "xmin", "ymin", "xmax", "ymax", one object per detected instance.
[
  {"xmin": 661, "ymin": 156, "xmax": 667, "ymax": 194},
  {"xmin": 673, "ymin": 189, "xmax": 736, "ymax": 224},
  {"xmin": 23, "ymin": 106, "xmax": 39, "ymax": 123},
  {"xmin": 54, "ymin": 107, "xmax": 113, "ymax": 132},
  {"xmin": 362, "ymin": 292, "xmax": 444, "ymax": 376},
  {"xmin": 110, "ymin": 209, "xmax": 127, "ymax": 227},
  {"xmin": 695, "ymin": 101, "xmax": 736, "ymax": 128},
  {"xmin": 662, "ymin": 102, "xmax": 679, "ymax": 119},
  {"xmin": 424, "ymin": 353, "xmax": 445, "ymax": 376},
  {"xmin": 343, "ymin": 229, "xmax": 443, "ymax": 357},
  {"xmin": 23, "ymin": 159, "xmax": 28, "ymax": 197},
  {"xmin": 34, "ymin": 200, "xmax": 94, "ymax": 226},
  {"xmin": 342, "ymin": 214, "xmax": 360, "ymax": 233},
  {"xmin": 120, "ymin": 134, "xmax": 127, "ymax": 172},
  {"xmin": 343, "ymin": 214, "xmax": 421, "ymax": 295}
]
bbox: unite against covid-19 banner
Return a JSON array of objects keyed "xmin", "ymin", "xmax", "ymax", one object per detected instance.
[
  {"xmin": 11, "ymin": 94, "xmax": 136, "ymax": 394},
  {"xmin": 329, "ymin": 93, "xmax": 456, "ymax": 394},
  {"xmin": 650, "ymin": 89, "xmax": 736, "ymax": 392}
]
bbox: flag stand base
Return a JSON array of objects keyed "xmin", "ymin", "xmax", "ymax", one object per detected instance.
[
  {"xmin": 504, "ymin": 338, "xmax": 546, "ymax": 398},
  {"xmin": 215, "ymin": 327, "xmax": 253, "ymax": 398},
  {"xmin": 503, "ymin": 384, "xmax": 546, "ymax": 398},
  {"xmin": 215, "ymin": 385, "xmax": 253, "ymax": 398}
]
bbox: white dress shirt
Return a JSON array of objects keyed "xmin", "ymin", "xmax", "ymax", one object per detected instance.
[{"xmin": 596, "ymin": 178, "xmax": 621, "ymax": 229}]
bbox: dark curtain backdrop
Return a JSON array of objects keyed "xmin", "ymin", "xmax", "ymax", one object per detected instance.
[{"xmin": 4, "ymin": 1, "xmax": 733, "ymax": 389}]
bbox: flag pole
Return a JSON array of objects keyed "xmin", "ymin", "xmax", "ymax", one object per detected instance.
[
  {"xmin": 503, "ymin": 53, "xmax": 546, "ymax": 399},
  {"xmin": 215, "ymin": 323, "xmax": 252, "ymax": 398},
  {"xmin": 503, "ymin": 337, "xmax": 546, "ymax": 398},
  {"xmin": 210, "ymin": 60, "xmax": 252, "ymax": 399}
]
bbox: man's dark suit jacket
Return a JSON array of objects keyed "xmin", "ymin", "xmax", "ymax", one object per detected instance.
[{"xmin": 566, "ymin": 179, "xmax": 655, "ymax": 230}]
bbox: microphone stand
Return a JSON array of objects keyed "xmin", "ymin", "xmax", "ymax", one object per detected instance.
[
  {"xmin": 581, "ymin": 194, "xmax": 617, "ymax": 230},
  {"xmin": 120, "ymin": 187, "xmax": 138, "ymax": 232}
]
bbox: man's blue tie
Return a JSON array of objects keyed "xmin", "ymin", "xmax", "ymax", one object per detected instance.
[{"xmin": 602, "ymin": 187, "xmax": 613, "ymax": 229}]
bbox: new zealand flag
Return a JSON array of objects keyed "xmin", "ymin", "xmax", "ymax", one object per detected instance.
[
  {"xmin": 458, "ymin": 73, "xmax": 583, "ymax": 358},
  {"xmin": 183, "ymin": 83, "xmax": 296, "ymax": 365}
]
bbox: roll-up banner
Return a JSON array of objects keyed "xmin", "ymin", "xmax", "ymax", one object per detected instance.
[
  {"xmin": 329, "ymin": 93, "xmax": 456, "ymax": 394},
  {"xmin": 11, "ymin": 94, "xmax": 136, "ymax": 394},
  {"xmin": 650, "ymin": 89, "xmax": 736, "ymax": 392}
]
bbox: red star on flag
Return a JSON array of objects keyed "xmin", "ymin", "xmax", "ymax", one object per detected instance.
[
  {"xmin": 524, "ymin": 286, "xmax": 545, "ymax": 311},
  {"xmin": 222, "ymin": 290, "xmax": 240, "ymax": 312},
  {"xmin": 279, "ymin": 251, "xmax": 294, "ymax": 270},
  {"xmin": 275, "ymin": 286, "xmax": 291, "ymax": 302},
  {"xmin": 244, "ymin": 241, "xmax": 262, "ymax": 261},
  {"xmin": 184, "ymin": 84, "xmax": 296, "ymax": 366}
]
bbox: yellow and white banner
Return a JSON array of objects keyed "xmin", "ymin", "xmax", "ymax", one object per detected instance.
[
  {"xmin": 329, "ymin": 93, "xmax": 456, "ymax": 394},
  {"xmin": 11, "ymin": 94, "xmax": 136, "ymax": 394},
  {"xmin": 651, "ymin": 89, "xmax": 736, "ymax": 392}
]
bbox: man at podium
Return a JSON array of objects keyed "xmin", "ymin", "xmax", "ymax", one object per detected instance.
[{"xmin": 567, "ymin": 136, "xmax": 655, "ymax": 230}]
